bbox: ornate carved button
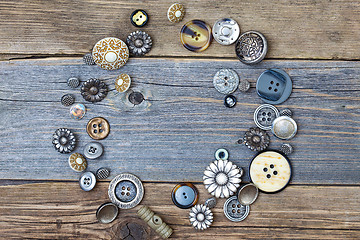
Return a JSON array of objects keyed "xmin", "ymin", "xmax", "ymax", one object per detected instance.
[
  {"xmin": 68, "ymin": 153, "xmax": 87, "ymax": 172},
  {"xmin": 254, "ymin": 104, "xmax": 280, "ymax": 130},
  {"xmin": 81, "ymin": 78, "xmax": 108, "ymax": 103},
  {"xmin": 280, "ymin": 143, "xmax": 293, "ymax": 155},
  {"xmin": 83, "ymin": 142, "xmax": 103, "ymax": 159},
  {"xmin": 180, "ymin": 20, "xmax": 212, "ymax": 52},
  {"xmin": 126, "ymin": 31, "xmax": 152, "ymax": 56},
  {"xmin": 92, "ymin": 37, "xmax": 129, "ymax": 70},
  {"xmin": 96, "ymin": 202, "xmax": 118, "ymax": 224},
  {"xmin": 52, "ymin": 128, "xmax": 76, "ymax": 154},
  {"xmin": 212, "ymin": 18, "xmax": 240, "ymax": 45},
  {"xmin": 130, "ymin": 9, "xmax": 148, "ymax": 27},
  {"xmin": 243, "ymin": 127, "xmax": 270, "ymax": 151},
  {"xmin": 61, "ymin": 94, "xmax": 75, "ymax": 107},
  {"xmin": 271, "ymin": 116, "xmax": 297, "ymax": 140},
  {"xmin": 70, "ymin": 103, "xmax": 86, "ymax": 120},
  {"xmin": 223, "ymin": 196, "xmax": 250, "ymax": 222},
  {"xmin": 171, "ymin": 183, "xmax": 199, "ymax": 209},
  {"xmin": 235, "ymin": 30, "xmax": 267, "ymax": 64},
  {"xmin": 249, "ymin": 150, "xmax": 292, "ymax": 193},
  {"xmin": 167, "ymin": 3, "xmax": 185, "ymax": 23},
  {"xmin": 189, "ymin": 204, "xmax": 213, "ymax": 230},
  {"xmin": 79, "ymin": 171, "xmax": 96, "ymax": 191},
  {"xmin": 115, "ymin": 74, "xmax": 131, "ymax": 93},
  {"xmin": 67, "ymin": 77, "xmax": 80, "ymax": 88},
  {"xmin": 213, "ymin": 69, "xmax": 239, "ymax": 94},
  {"xmin": 224, "ymin": 95, "xmax": 237, "ymax": 108},
  {"xmin": 86, "ymin": 117, "xmax": 110, "ymax": 140}
]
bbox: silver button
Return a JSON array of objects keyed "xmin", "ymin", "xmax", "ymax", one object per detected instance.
[
  {"xmin": 83, "ymin": 142, "xmax": 103, "ymax": 159},
  {"xmin": 238, "ymin": 79, "xmax": 250, "ymax": 92},
  {"xmin": 214, "ymin": 148, "xmax": 229, "ymax": 160},
  {"xmin": 223, "ymin": 196, "xmax": 249, "ymax": 222},
  {"xmin": 235, "ymin": 31, "xmax": 267, "ymax": 64},
  {"xmin": 254, "ymin": 104, "xmax": 279, "ymax": 130},
  {"xmin": 280, "ymin": 143, "xmax": 293, "ymax": 155},
  {"xmin": 212, "ymin": 18, "xmax": 240, "ymax": 45},
  {"xmin": 237, "ymin": 183, "xmax": 259, "ymax": 206},
  {"xmin": 213, "ymin": 69, "xmax": 239, "ymax": 94},
  {"xmin": 79, "ymin": 172, "xmax": 96, "ymax": 191},
  {"xmin": 96, "ymin": 202, "xmax": 118, "ymax": 224},
  {"xmin": 271, "ymin": 116, "xmax": 298, "ymax": 140},
  {"xmin": 67, "ymin": 77, "xmax": 80, "ymax": 88},
  {"xmin": 96, "ymin": 167, "xmax": 110, "ymax": 179},
  {"xmin": 280, "ymin": 108, "xmax": 293, "ymax": 117},
  {"xmin": 61, "ymin": 94, "xmax": 75, "ymax": 107}
]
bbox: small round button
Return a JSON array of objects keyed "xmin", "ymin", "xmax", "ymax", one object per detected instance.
[
  {"xmin": 83, "ymin": 53, "xmax": 95, "ymax": 65},
  {"xmin": 249, "ymin": 150, "xmax": 292, "ymax": 193},
  {"xmin": 215, "ymin": 148, "xmax": 229, "ymax": 160},
  {"xmin": 280, "ymin": 108, "xmax": 293, "ymax": 117},
  {"xmin": 96, "ymin": 167, "xmax": 110, "ymax": 179},
  {"xmin": 86, "ymin": 117, "xmax": 110, "ymax": 140},
  {"xmin": 254, "ymin": 104, "xmax": 280, "ymax": 130},
  {"xmin": 167, "ymin": 3, "xmax": 185, "ymax": 23},
  {"xmin": 235, "ymin": 31, "xmax": 267, "ymax": 64},
  {"xmin": 52, "ymin": 128, "xmax": 76, "ymax": 154},
  {"xmin": 171, "ymin": 183, "xmax": 199, "ymax": 209},
  {"xmin": 180, "ymin": 20, "xmax": 212, "ymax": 52},
  {"xmin": 84, "ymin": 142, "xmax": 103, "ymax": 159},
  {"xmin": 70, "ymin": 103, "xmax": 86, "ymax": 120},
  {"xmin": 271, "ymin": 116, "xmax": 297, "ymax": 140},
  {"xmin": 130, "ymin": 9, "xmax": 148, "ymax": 27},
  {"xmin": 96, "ymin": 202, "xmax": 118, "ymax": 224},
  {"xmin": 61, "ymin": 94, "xmax": 75, "ymax": 107},
  {"xmin": 212, "ymin": 18, "xmax": 240, "ymax": 45},
  {"xmin": 223, "ymin": 196, "xmax": 250, "ymax": 222},
  {"xmin": 213, "ymin": 69, "xmax": 239, "ymax": 94},
  {"xmin": 238, "ymin": 79, "xmax": 250, "ymax": 92},
  {"xmin": 81, "ymin": 78, "xmax": 108, "ymax": 103},
  {"xmin": 224, "ymin": 95, "xmax": 237, "ymax": 108},
  {"xmin": 115, "ymin": 74, "xmax": 131, "ymax": 93},
  {"xmin": 79, "ymin": 171, "xmax": 96, "ymax": 191},
  {"xmin": 67, "ymin": 77, "xmax": 80, "ymax": 88},
  {"xmin": 69, "ymin": 153, "xmax": 87, "ymax": 172}
]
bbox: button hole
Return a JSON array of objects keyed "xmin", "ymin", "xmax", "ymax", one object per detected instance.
[
  {"xmin": 93, "ymin": 124, "xmax": 97, "ymax": 128},
  {"xmin": 274, "ymin": 89, "xmax": 278, "ymax": 92},
  {"xmin": 237, "ymin": 209, "xmax": 241, "ymax": 213},
  {"xmin": 270, "ymin": 81, "xmax": 274, "ymax": 84},
  {"xmin": 276, "ymin": 83, "xmax": 280, "ymax": 86},
  {"xmin": 269, "ymin": 87, "xmax": 272, "ymax": 90},
  {"xmin": 94, "ymin": 130, "xmax": 97, "ymax": 133}
]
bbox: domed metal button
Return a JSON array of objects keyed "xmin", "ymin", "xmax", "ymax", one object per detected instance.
[
  {"xmin": 215, "ymin": 148, "xmax": 229, "ymax": 160},
  {"xmin": 68, "ymin": 153, "xmax": 87, "ymax": 172},
  {"xmin": 280, "ymin": 108, "xmax": 293, "ymax": 117},
  {"xmin": 271, "ymin": 116, "xmax": 297, "ymax": 140},
  {"xmin": 213, "ymin": 69, "xmax": 239, "ymax": 94},
  {"xmin": 280, "ymin": 143, "xmax": 293, "ymax": 155},
  {"xmin": 96, "ymin": 202, "xmax": 118, "ymax": 224},
  {"xmin": 92, "ymin": 37, "xmax": 129, "ymax": 70},
  {"xmin": 130, "ymin": 9, "xmax": 148, "ymax": 27},
  {"xmin": 84, "ymin": 142, "xmax": 103, "ymax": 159},
  {"xmin": 180, "ymin": 20, "xmax": 212, "ymax": 52},
  {"xmin": 61, "ymin": 94, "xmax": 75, "ymax": 107},
  {"xmin": 224, "ymin": 95, "xmax": 237, "ymax": 108},
  {"xmin": 254, "ymin": 104, "xmax": 279, "ymax": 130},
  {"xmin": 86, "ymin": 117, "xmax": 110, "ymax": 140},
  {"xmin": 96, "ymin": 167, "xmax": 110, "ymax": 179},
  {"xmin": 79, "ymin": 171, "xmax": 96, "ymax": 191},
  {"xmin": 249, "ymin": 150, "xmax": 292, "ymax": 193},
  {"xmin": 256, "ymin": 69, "xmax": 292, "ymax": 105},
  {"xmin": 237, "ymin": 183, "xmax": 259, "ymax": 205},
  {"xmin": 171, "ymin": 183, "xmax": 199, "ymax": 209},
  {"xmin": 81, "ymin": 78, "xmax": 108, "ymax": 103},
  {"xmin": 83, "ymin": 53, "xmax": 95, "ymax": 65},
  {"xmin": 238, "ymin": 79, "xmax": 250, "ymax": 92},
  {"xmin": 212, "ymin": 18, "xmax": 240, "ymax": 45},
  {"xmin": 115, "ymin": 74, "xmax": 131, "ymax": 93},
  {"xmin": 167, "ymin": 3, "xmax": 185, "ymax": 23},
  {"xmin": 126, "ymin": 31, "xmax": 152, "ymax": 56},
  {"xmin": 108, "ymin": 173, "xmax": 144, "ymax": 209},
  {"xmin": 67, "ymin": 77, "xmax": 80, "ymax": 88},
  {"xmin": 223, "ymin": 196, "xmax": 250, "ymax": 222},
  {"xmin": 235, "ymin": 30, "xmax": 267, "ymax": 64},
  {"xmin": 70, "ymin": 103, "xmax": 86, "ymax": 120},
  {"xmin": 52, "ymin": 128, "xmax": 76, "ymax": 154}
]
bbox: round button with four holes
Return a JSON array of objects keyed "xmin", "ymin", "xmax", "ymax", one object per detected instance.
[
  {"xmin": 83, "ymin": 142, "xmax": 103, "ymax": 159},
  {"xmin": 79, "ymin": 171, "xmax": 96, "ymax": 191},
  {"xmin": 254, "ymin": 104, "xmax": 280, "ymax": 130},
  {"xmin": 86, "ymin": 117, "xmax": 110, "ymax": 140},
  {"xmin": 171, "ymin": 183, "xmax": 199, "ymax": 209},
  {"xmin": 223, "ymin": 196, "xmax": 250, "ymax": 222}
]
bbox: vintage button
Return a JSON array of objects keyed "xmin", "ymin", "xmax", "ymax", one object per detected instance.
[
  {"xmin": 81, "ymin": 78, "xmax": 108, "ymax": 103},
  {"xmin": 126, "ymin": 31, "xmax": 152, "ymax": 56},
  {"xmin": 213, "ymin": 69, "xmax": 239, "ymax": 94},
  {"xmin": 238, "ymin": 79, "xmax": 250, "ymax": 92},
  {"xmin": 138, "ymin": 206, "xmax": 173, "ymax": 238},
  {"xmin": 237, "ymin": 183, "xmax": 259, "ymax": 206},
  {"xmin": 215, "ymin": 148, "xmax": 229, "ymax": 160},
  {"xmin": 249, "ymin": 150, "xmax": 292, "ymax": 193},
  {"xmin": 223, "ymin": 196, "xmax": 250, "ymax": 222},
  {"xmin": 92, "ymin": 37, "xmax": 129, "ymax": 70},
  {"xmin": 52, "ymin": 128, "xmax": 76, "ymax": 154},
  {"xmin": 212, "ymin": 18, "xmax": 240, "ymax": 45},
  {"xmin": 108, "ymin": 173, "xmax": 144, "ymax": 209},
  {"xmin": 79, "ymin": 171, "xmax": 96, "ymax": 191},
  {"xmin": 128, "ymin": 91, "xmax": 145, "ymax": 105},
  {"xmin": 280, "ymin": 108, "xmax": 293, "ymax": 117},
  {"xmin": 171, "ymin": 183, "xmax": 199, "ymax": 209},
  {"xmin": 243, "ymin": 127, "xmax": 270, "ymax": 151},
  {"xmin": 96, "ymin": 202, "xmax": 118, "ymax": 224},
  {"xmin": 70, "ymin": 103, "xmax": 86, "ymax": 120},
  {"xmin": 61, "ymin": 94, "xmax": 75, "ymax": 107},
  {"xmin": 256, "ymin": 69, "xmax": 292, "ymax": 105},
  {"xmin": 67, "ymin": 77, "xmax": 80, "ymax": 88},
  {"xmin": 235, "ymin": 31, "xmax": 267, "ymax": 64},
  {"xmin": 130, "ymin": 9, "xmax": 148, "ymax": 27},
  {"xmin": 204, "ymin": 197, "xmax": 216, "ymax": 209},
  {"xmin": 96, "ymin": 167, "xmax": 110, "ymax": 179},
  {"xmin": 254, "ymin": 104, "xmax": 280, "ymax": 130},
  {"xmin": 280, "ymin": 143, "xmax": 293, "ymax": 155},
  {"xmin": 83, "ymin": 142, "xmax": 103, "ymax": 159},
  {"xmin": 189, "ymin": 204, "xmax": 213, "ymax": 230},
  {"xmin": 180, "ymin": 20, "xmax": 212, "ymax": 52},
  {"xmin": 86, "ymin": 117, "xmax": 110, "ymax": 140},
  {"xmin": 224, "ymin": 95, "xmax": 237, "ymax": 108},
  {"xmin": 68, "ymin": 153, "xmax": 87, "ymax": 172},
  {"xmin": 271, "ymin": 116, "xmax": 297, "ymax": 140},
  {"xmin": 115, "ymin": 74, "xmax": 131, "ymax": 93},
  {"xmin": 167, "ymin": 3, "xmax": 185, "ymax": 23},
  {"xmin": 83, "ymin": 53, "xmax": 95, "ymax": 65}
]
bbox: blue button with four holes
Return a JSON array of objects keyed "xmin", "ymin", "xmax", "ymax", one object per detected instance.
[{"xmin": 171, "ymin": 183, "xmax": 199, "ymax": 209}]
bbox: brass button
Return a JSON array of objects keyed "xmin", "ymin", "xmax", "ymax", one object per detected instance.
[
  {"xmin": 68, "ymin": 153, "xmax": 87, "ymax": 172},
  {"xmin": 86, "ymin": 117, "xmax": 110, "ymax": 140}
]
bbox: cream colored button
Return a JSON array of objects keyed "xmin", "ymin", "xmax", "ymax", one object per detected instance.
[
  {"xmin": 68, "ymin": 153, "xmax": 87, "ymax": 172},
  {"xmin": 115, "ymin": 74, "xmax": 131, "ymax": 93}
]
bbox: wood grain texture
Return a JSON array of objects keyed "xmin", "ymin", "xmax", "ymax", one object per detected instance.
[
  {"xmin": 0, "ymin": 0, "xmax": 359, "ymax": 60},
  {"xmin": 0, "ymin": 58, "xmax": 359, "ymax": 183},
  {"xmin": 0, "ymin": 181, "xmax": 359, "ymax": 239}
]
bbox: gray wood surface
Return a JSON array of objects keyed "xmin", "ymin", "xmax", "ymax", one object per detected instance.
[{"xmin": 0, "ymin": 58, "xmax": 359, "ymax": 183}]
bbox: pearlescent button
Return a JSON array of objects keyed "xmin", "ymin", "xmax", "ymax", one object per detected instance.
[
  {"xmin": 79, "ymin": 171, "xmax": 96, "ymax": 191},
  {"xmin": 83, "ymin": 142, "xmax": 103, "ymax": 159},
  {"xmin": 130, "ymin": 9, "xmax": 148, "ymax": 27},
  {"xmin": 180, "ymin": 20, "xmax": 212, "ymax": 52},
  {"xmin": 171, "ymin": 183, "xmax": 199, "ymax": 209},
  {"xmin": 68, "ymin": 153, "xmax": 87, "ymax": 172},
  {"xmin": 213, "ymin": 68, "xmax": 239, "ymax": 94},
  {"xmin": 212, "ymin": 18, "xmax": 240, "ymax": 45},
  {"xmin": 235, "ymin": 31, "xmax": 267, "ymax": 64},
  {"xmin": 115, "ymin": 74, "xmax": 131, "ymax": 93},
  {"xmin": 271, "ymin": 116, "xmax": 297, "ymax": 140},
  {"xmin": 70, "ymin": 103, "xmax": 86, "ymax": 120},
  {"xmin": 167, "ymin": 3, "xmax": 185, "ymax": 23}
]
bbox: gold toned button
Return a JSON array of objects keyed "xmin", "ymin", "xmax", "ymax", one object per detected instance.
[
  {"xmin": 86, "ymin": 117, "xmax": 110, "ymax": 140},
  {"xmin": 167, "ymin": 3, "xmax": 185, "ymax": 23},
  {"xmin": 92, "ymin": 37, "xmax": 129, "ymax": 70},
  {"xmin": 68, "ymin": 153, "xmax": 87, "ymax": 172},
  {"xmin": 180, "ymin": 20, "xmax": 212, "ymax": 52},
  {"xmin": 115, "ymin": 74, "xmax": 131, "ymax": 93}
]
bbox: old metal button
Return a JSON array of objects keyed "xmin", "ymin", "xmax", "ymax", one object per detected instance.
[
  {"xmin": 70, "ymin": 103, "xmax": 86, "ymax": 120},
  {"xmin": 215, "ymin": 148, "xmax": 229, "ymax": 160},
  {"xmin": 212, "ymin": 18, "xmax": 240, "ymax": 45},
  {"xmin": 249, "ymin": 150, "xmax": 292, "ymax": 193},
  {"xmin": 224, "ymin": 95, "xmax": 237, "ymax": 108},
  {"xmin": 96, "ymin": 167, "xmax": 110, "ymax": 179},
  {"xmin": 223, "ymin": 196, "xmax": 250, "ymax": 222},
  {"xmin": 68, "ymin": 153, "xmax": 87, "ymax": 172},
  {"xmin": 254, "ymin": 104, "xmax": 279, "ymax": 130},
  {"xmin": 171, "ymin": 183, "xmax": 199, "ymax": 209},
  {"xmin": 189, "ymin": 204, "xmax": 213, "ymax": 230},
  {"xmin": 272, "ymin": 116, "xmax": 297, "ymax": 140},
  {"xmin": 256, "ymin": 69, "xmax": 292, "ymax": 105},
  {"xmin": 130, "ymin": 9, "xmax": 148, "ymax": 27},
  {"xmin": 213, "ymin": 69, "xmax": 239, "ymax": 94},
  {"xmin": 84, "ymin": 142, "xmax": 103, "ymax": 159},
  {"xmin": 235, "ymin": 31, "xmax": 267, "ymax": 64},
  {"xmin": 61, "ymin": 94, "xmax": 75, "ymax": 107},
  {"xmin": 167, "ymin": 3, "xmax": 185, "ymax": 23},
  {"xmin": 79, "ymin": 171, "xmax": 96, "ymax": 191},
  {"xmin": 92, "ymin": 37, "xmax": 129, "ymax": 70},
  {"xmin": 280, "ymin": 108, "xmax": 293, "ymax": 117},
  {"xmin": 87, "ymin": 117, "xmax": 110, "ymax": 140},
  {"xmin": 81, "ymin": 78, "xmax": 108, "ymax": 103},
  {"xmin": 96, "ymin": 202, "xmax": 118, "ymax": 224},
  {"xmin": 126, "ymin": 31, "xmax": 152, "ymax": 56},
  {"xmin": 83, "ymin": 53, "xmax": 95, "ymax": 65},
  {"xmin": 67, "ymin": 77, "xmax": 80, "ymax": 88},
  {"xmin": 180, "ymin": 20, "xmax": 212, "ymax": 52},
  {"xmin": 238, "ymin": 79, "xmax": 250, "ymax": 92},
  {"xmin": 52, "ymin": 128, "xmax": 76, "ymax": 154},
  {"xmin": 280, "ymin": 143, "xmax": 293, "ymax": 155},
  {"xmin": 108, "ymin": 173, "xmax": 144, "ymax": 209},
  {"xmin": 115, "ymin": 74, "xmax": 131, "ymax": 93},
  {"xmin": 243, "ymin": 127, "xmax": 270, "ymax": 151},
  {"xmin": 237, "ymin": 183, "xmax": 259, "ymax": 205},
  {"xmin": 204, "ymin": 197, "xmax": 216, "ymax": 209}
]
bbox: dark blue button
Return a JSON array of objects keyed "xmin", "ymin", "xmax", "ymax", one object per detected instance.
[{"xmin": 171, "ymin": 183, "xmax": 199, "ymax": 209}]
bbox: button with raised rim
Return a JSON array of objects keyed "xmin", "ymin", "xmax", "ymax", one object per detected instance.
[
  {"xmin": 96, "ymin": 202, "xmax": 118, "ymax": 224},
  {"xmin": 68, "ymin": 153, "xmax": 87, "ymax": 172},
  {"xmin": 215, "ymin": 148, "xmax": 229, "ymax": 160},
  {"xmin": 180, "ymin": 20, "xmax": 212, "ymax": 52},
  {"xmin": 167, "ymin": 3, "xmax": 185, "ymax": 23},
  {"xmin": 224, "ymin": 95, "xmax": 237, "ymax": 108},
  {"xmin": 171, "ymin": 183, "xmax": 199, "ymax": 209},
  {"xmin": 213, "ymin": 69, "xmax": 239, "ymax": 94},
  {"xmin": 235, "ymin": 31, "xmax": 267, "ymax": 64},
  {"xmin": 212, "ymin": 18, "xmax": 240, "ymax": 45},
  {"xmin": 86, "ymin": 117, "xmax": 110, "ymax": 140},
  {"xmin": 83, "ymin": 142, "xmax": 103, "ymax": 159},
  {"xmin": 223, "ymin": 196, "xmax": 250, "ymax": 222},
  {"xmin": 130, "ymin": 9, "xmax": 148, "ymax": 27},
  {"xmin": 79, "ymin": 171, "xmax": 96, "ymax": 191},
  {"xmin": 271, "ymin": 116, "xmax": 297, "ymax": 140},
  {"xmin": 254, "ymin": 104, "xmax": 280, "ymax": 130}
]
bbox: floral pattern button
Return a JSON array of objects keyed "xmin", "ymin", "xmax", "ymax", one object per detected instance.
[
  {"xmin": 115, "ymin": 74, "xmax": 131, "ymax": 93},
  {"xmin": 167, "ymin": 3, "xmax": 185, "ymax": 23},
  {"xmin": 180, "ymin": 20, "xmax": 212, "ymax": 52},
  {"xmin": 68, "ymin": 153, "xmax": 87, "ymax": 172}
]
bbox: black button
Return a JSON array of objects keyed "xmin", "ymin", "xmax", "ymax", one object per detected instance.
[
  {"xmin": 224, "ymin": 95, "xmax": 237, "ymax": 108},
  {"xmin": 130, "ymin": 10, "xmax": 148, "ymax": 27}
]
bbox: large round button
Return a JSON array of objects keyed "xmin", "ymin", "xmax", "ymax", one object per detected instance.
[
  {"xmin": 235, "ymin": 31, "xmax": 267, "ymax": 64},
  {"xmin": 79, "ymin": 171, "xmax": 96, "ymax": 191},
  {"xmin": 68, "ymin": 153, "xmax": 87, "ymax": 172},
  {"xmin": 271, "ymin": 116, "xmax": 297, "ymax": 140},
  {"xmin": 92, "ymin": 37, "xmax": 129, "ymax": 70},
  {"xmin": 86, "ymin": 117, "xmax": 110, "ymax": 140},
  {"xmin": 249, "ymin": 150, "xmax": 292, "ymax": 193},
  {"xmin": 167, "ymin": 3, "xmax": 185, "ymax": 23},
  {"xmin": 223, "ymin": 196, "xmax": 250, "ymax": 222},
  {"xmin": 213, "ymin": 69, "xmax": 239, "ymax": 94},
  {"xmin": 254, "ymin": 104, "xmax": 280, "ymax": 130},
  {"xmin": 130, "ymin": 9, "xmax": 148, "ymax": 27},
  {"xmin": 180, "ymin": 20, "xmax": 212, "ymax": 52},
  {"xmin": 212, "ymin": 18, "xmax": 240, "ymax": 45},
  {"xmin": 171, "ymin": 183, "xmax": 199, "ymax": 209},
  {"xmin": 83, "ymin": 142, "xmax": 103, "ymax": 159}
]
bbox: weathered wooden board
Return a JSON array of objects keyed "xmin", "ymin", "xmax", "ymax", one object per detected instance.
[
  {"xmin": 0, "ymin": 181, "xmax": 359, "ymax": 239},
  {"xmin": 0, "ymin": 58, "xmax": 359, "ymax": 183},
  {"xmin": 0, "ymin": 0, "xmax": 359, "ymax": 60}
]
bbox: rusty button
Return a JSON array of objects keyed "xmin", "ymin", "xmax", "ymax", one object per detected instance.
[{"xmin": 86, "ymin": 117, "xmax": 110, "ymax": 140}]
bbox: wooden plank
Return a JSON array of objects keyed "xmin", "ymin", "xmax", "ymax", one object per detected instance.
[
  {"xmin": 0, "ymin": 58, "xmax": 359, "ymax": 183},
  {"xmin": 0, "ymin": 0, "xmax": 359, "ymax": 60},
  {"xmin": 0, "ymin": 181, "xmax": 359, "ymax": 239}
]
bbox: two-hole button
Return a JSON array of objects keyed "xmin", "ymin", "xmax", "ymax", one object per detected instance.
[{"xmin": 171, "ymin": 183, "xmax": 199, "ymax": 209}]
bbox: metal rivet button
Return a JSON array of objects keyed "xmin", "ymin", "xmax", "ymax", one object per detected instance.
[
  {"xmin": 70, "ymin": 103, "xmax": 86, "ymax": 120},
  {"xmin": 167, "ymin": 3, "xmax": 185, "ymax": 23},
  {"xmin": 180, "ymin": 20, "xmax": 212, "ymax": 52},
  {"xmin": 67, "ymin": 77, "xmax": 80, "ymax": 88},
  {"xmin": 280, "ymin": 143, "xmax": 293, "ymax": 155},
  {"xmin": 189, "ymin": 204, "xmax": 213, "ymax": 230},
  {"xmin": 212, "ymin": 18, "xmax": 240, "ymax": 45},
  {"xmin": 243, "ymin": 127, "xmax": 270, "ymax": 151},
  {"xmin": 83, "ymin": 53, "xmax": 95, "ymax": 65},
  {"xmin": 79, "ymin": 171, "xmax": 96, "ymax": 191},
  {"xmin": 69, "ymin": 153, "xmax": 87, "ymax": 172},
  {"xmin": 171, "ymin": 183, "xmax": 199, "ymax": 209},
  {"xmin": 96, "ymin": 167, "xmax": 110, "ymax": 179},
  {"xmin": 271, "ymin": 116, "xmax": 297, "ymax": 140},
  {"xmin": 83, "ymin": 142, "xmax": 103, "ymax": 159},
  {"xmin": 61, "ymin": 94, "xmax": 75, "ymax": 107},
  {"xmin": 235, "ymin": 30, "xmax": 267, "ymax": 64},
  {"xmin": 126, "ymin": 31, "xmax": 152, "ymax": 56},
  {"xmin": 254, "ymin": 104, "xmax": 280, "ymax": 130},
  {"xmin": 223, "ymin": 196, "xmax": 250, "ymax": 222},
  {"xmin": 237, "ymin": 183, "xmax": 259, "ymax": 205},
  {"xmin": 115, "ymin": 74, "xmax": 131, "ymax": 93},
  {"xmin": 130, "ymin": 9, "xmax": 148, "ymax": 27},
  {"xmin": 215, "ymin": 148, "xmax": 229, "ymax": 160},
  {"xmin": 81, "ymin": 78, "xmax": 108, "ymax": 103},
  {"xmin": 96, "ymin": 202, "xmax": 118, "ymax": 224},
  {"xmin": 86, "ymin": 117, "xmax": 110, "ymax": 140},
  {"xmin": 238, "ymin": 79, "xmax": 250, "ymax": 92},
  {"xmin": 224, "ymin": 95, "xmax": 237, "ymax": 108},
  {"xmin": 92, "ymin": 37, "xmax": 129, "ymax": 70},
  {"xmin": 213, "ymin": 69, "xmax": 239, "ymax": 94},
  {"xmin": 52, "ymin": 128, "xmax": 76, "ymax": 154}
]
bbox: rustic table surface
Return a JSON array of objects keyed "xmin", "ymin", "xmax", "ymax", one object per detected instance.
[{"xmin": 0, "ymin": 0, "xmax": 359, "ymax": 239}]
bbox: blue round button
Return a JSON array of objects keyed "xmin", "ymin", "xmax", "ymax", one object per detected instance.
[{"xmin": 171, "ymin": 183, "xmax": 199, "ymax": 209}]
